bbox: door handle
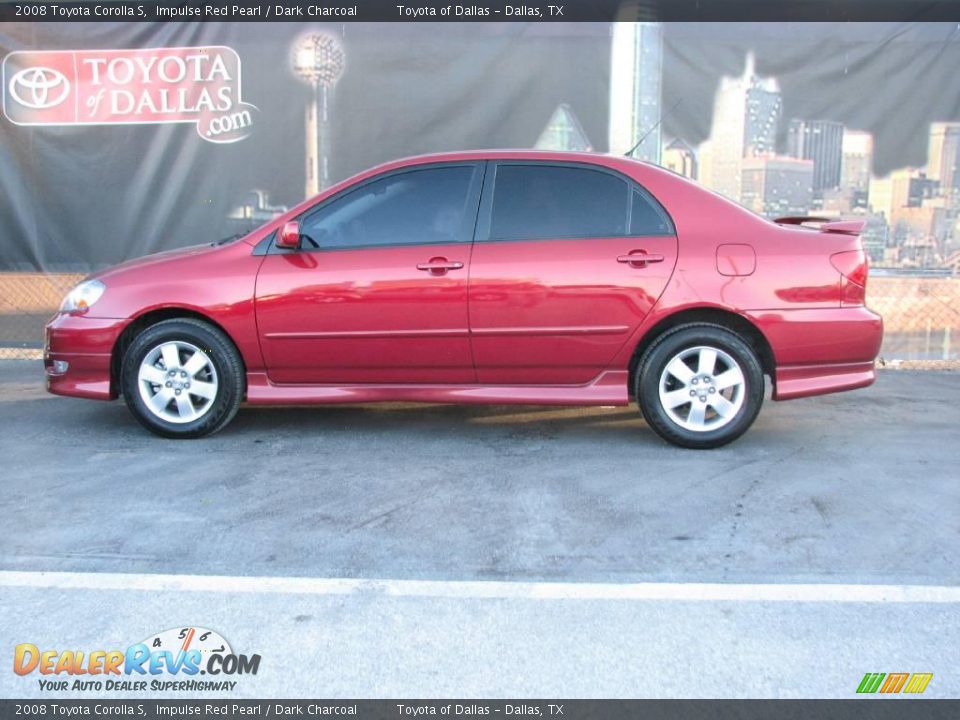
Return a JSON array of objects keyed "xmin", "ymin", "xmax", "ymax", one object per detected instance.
[
  {"xmin": 617, "ymin": 251, "xmax": 665, "ymax": 267},
  {"xmin": 417, "ymin": 258, "xmax": 464, "ymax": 275}
]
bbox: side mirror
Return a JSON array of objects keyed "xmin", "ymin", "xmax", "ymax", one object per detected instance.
[{"xmin": 276, "ymin": 220, "xmax": 301, "ymax": 249}]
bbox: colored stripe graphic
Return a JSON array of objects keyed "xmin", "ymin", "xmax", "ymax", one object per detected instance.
[
  {"xmin": 880, "ymin": 673, "xmax": 909, "ymax": 693},
  {"xmin": 857, "ymin": 673, "xmax": 885, "ymax": 693},
  {"xmin": 903, "ymin": 673, "xmax": 933, "ymax": 694},
  {"xmin": 857, "ymin": 672, "xmax": 933, "ymax": 694}
]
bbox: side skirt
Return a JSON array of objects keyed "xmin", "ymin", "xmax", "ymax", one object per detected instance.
[{"xmin": 244, "ymin": 370, "xmax": 630, "ymax": 406}]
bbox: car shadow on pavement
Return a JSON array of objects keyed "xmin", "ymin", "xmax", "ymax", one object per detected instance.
[{"xmin": 225, "ymin": 402, "xmax": 658, "ymax": 443}]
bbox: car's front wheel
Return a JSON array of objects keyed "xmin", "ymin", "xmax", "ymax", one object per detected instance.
[
  {"xmin": 636, "ymin": 324, "xmax": 764, "ymax": 449},
  {"xmin": 121, "ymin": 318, "xmax": 244, "ymax": 438}
]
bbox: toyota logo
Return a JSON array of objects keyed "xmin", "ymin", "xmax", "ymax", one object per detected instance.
[{"xmin": 8, "ymin": 66, "xmax": 71, "ymax": 110}]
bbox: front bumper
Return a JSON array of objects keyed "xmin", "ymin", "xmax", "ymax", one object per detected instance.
[{"xmin": 44, "ymin": 313, "xmax": 129, "ymax": 400}]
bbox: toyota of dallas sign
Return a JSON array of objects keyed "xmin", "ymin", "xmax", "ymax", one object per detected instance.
[{"xmin": 2, "ymin": 46, "xmax": 259, "ymax": 143}]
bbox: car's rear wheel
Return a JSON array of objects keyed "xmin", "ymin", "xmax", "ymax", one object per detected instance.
[
  {"xmin": 635, "ymin": 324, "xmax": 764, "ymax": 449},
  {"xmin": 121, "ymin": 319, "xmax": 243, "ymax": 439}
]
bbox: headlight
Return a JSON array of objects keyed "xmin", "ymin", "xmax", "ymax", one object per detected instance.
[{"xmin": 60, "ymin": 279, "xmax": 106, "ymax": 314}]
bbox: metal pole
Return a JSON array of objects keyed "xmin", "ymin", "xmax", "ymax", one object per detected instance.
[
  {"xmin": 318, "ymin": 83, "xmax": 331, "ymax": 191},
  {"xmin": 305, "ymin": 81, "xmax": 321, "ymax": 199}
]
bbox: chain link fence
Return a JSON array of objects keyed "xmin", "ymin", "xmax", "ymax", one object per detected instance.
[
  {"xmin": 1, "ymin": 270, "xmax": 957, "ymax": 363},
  {"xmin": 0, "ymin": 273, "xmax": 83, "ymax": 358},
  {"xmin": 868, "ymin": 274, "xmax": 959, "ymax": 363}
]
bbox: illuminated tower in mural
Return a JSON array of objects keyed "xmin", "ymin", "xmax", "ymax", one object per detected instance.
[
  {"xmin": 292, "ymin": 32, "xmax": 346, "ymax": 199},
  {"xmin": 608, "ymin": 22, "xmax": 663, "ymax": 163},
  {"xmin": 699, "ymin": 52, "xmax": 782, "ymax": 202}
]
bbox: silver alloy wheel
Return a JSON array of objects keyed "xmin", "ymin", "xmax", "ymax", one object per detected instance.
[
  {"xmin": 658, "ymin": 345, "xmax": 746, "ymax": 433},
  {"xmin": 137, "ymin": 341, "xmax": 219, "ymax": 424}
]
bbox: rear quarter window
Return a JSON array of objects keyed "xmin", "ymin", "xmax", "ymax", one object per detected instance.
[{"xmin": 630, "ymin": 188, "xmax": 673, "ymax": 236}]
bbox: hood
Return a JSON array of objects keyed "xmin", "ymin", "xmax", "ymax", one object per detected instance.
[{"xmin": 92, "ymin": 242, "xmax": 225, "ymax": 281}]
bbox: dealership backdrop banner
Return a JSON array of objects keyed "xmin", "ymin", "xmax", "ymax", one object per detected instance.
[{"xmin": 1, "ymin": 22, "xmax": 959, "ymax": 358}]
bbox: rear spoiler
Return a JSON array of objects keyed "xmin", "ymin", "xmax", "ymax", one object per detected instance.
[{"xmin": 774, "ymin": 216, "xmax": 865, "ymax": 236}]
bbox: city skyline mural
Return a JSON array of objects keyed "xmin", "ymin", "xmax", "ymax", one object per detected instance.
[{"xmin": 1, "ymin": 22, "xmax": 958, "ymax": 272}]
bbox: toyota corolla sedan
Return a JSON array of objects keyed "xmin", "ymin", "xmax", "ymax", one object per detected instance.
[{"xmin": 45, "ymin": 150, "xmax": 883, "ymax": 448}]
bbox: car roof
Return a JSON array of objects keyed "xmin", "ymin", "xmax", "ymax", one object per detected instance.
[
  {"xmin": 386, "ymin": 149, "xmax": 638, "ymax": 166},
  {"xmin": 361, "ymin": 149, "xmax": 666, "ymax": 187}
]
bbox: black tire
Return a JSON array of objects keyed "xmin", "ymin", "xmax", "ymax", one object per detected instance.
[
  {"xmin": 635, "ymin": 323, "xmax": 764, "ymax": 449},
  {"xmin": 121, "ymin": 318, "xmax": 244, "ymax": 439}
]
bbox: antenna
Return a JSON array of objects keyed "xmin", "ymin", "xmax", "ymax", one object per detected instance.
[{"xmin": 625, "ymin": 98, "xmax": 682, "ymax": 158}]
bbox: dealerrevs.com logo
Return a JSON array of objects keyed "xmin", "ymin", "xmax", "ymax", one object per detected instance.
[
  {"xmin": 13, "ymin": 626, "xmax": 261, "ymax": 692},
  {"xmin": 2, "ymin": 46, "xmax": 259, "ymax": 143}
]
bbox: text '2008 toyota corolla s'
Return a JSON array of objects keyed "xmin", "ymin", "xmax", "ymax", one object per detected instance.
[{"xmin": 45, "ymin": 150, "xmax": 883, "ymax": 448}]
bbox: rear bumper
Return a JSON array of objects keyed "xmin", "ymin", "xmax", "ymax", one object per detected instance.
[
  {"xmin": 774, "ymin": 360, "xmax": 876, "ymax": 400},
  {"xmin": 44, "ymin": 314, "xmax": 128, "ymax": 400},
  {"xmin": 745, "ymin": 306, "xmax": 883, "ymax": 401}
]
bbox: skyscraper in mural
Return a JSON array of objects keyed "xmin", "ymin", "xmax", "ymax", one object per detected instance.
[
  {"xmin": 787, "ymin": 119, "xmax": 844, "ymax": 194},
  {"xmin": 868, "ymin": 169, "xmax": 939, "ymax": 225},
  {"xmin": 838, "ymin": 130, "xmax": 874, "ymax": 210},
  {"xmin": 927, "ymin": 122, "xmax": 960, "ymax": 199},
  {"xmin": 743, "ymin": 68, "xmax": 781, "ymax": 157},
  {"xmin": 661, "ymin": 138, "xmax": 698, "ymax": 179},
  {"xmin": 698, "ymin": 53, "xmax": 782, "ymax": 203},
  {"xmin": 535, "ymin": 104, "xmax": 593, "ymax": 151},
  {"xmin": 741, "ymin": 156, "xmax": 814, "ymax": 217},
  {"xmin": 608, "ymin": 22, "xmax": 663, "ymax": 163}
]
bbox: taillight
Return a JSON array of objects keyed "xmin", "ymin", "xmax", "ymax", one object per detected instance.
[{"xmin": 831, "ymin": 249, "xmax": 868, "ymax": 305}]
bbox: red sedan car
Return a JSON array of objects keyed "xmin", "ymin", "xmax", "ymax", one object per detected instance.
[{"xmin": 45, "ymin": 151, "xmax": 882, "ymax": 448}]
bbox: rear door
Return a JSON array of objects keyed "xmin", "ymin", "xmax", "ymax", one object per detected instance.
[{"xmin": 468, "ymin": 161, "xmax": 678, "ymax": 384}]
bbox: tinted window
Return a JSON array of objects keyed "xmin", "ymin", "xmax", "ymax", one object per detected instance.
[
  {"xmin": 630, "ymin": 189, "xmax": 672, "ymax": 235},
  {"xmin": 489, "ymin": 165, "xmax": 628, "ymax": 240},
  {"xmin": 300, "ymin": 166, "xmax": 474, "ymax": 250}
]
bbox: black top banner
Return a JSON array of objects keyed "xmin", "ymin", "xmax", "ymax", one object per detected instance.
[{"xmin": 2, "ymin": 0, "xmax": 960, "ymax": 22}]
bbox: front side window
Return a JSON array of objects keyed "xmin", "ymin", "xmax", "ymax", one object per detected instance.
[
  {"xmin": 299, "ymin": 165, "xmax": 475, "ymax": 250},
  {"xmin": 489, "ymin": 165, "xmax": 630, "ymax": 240}
]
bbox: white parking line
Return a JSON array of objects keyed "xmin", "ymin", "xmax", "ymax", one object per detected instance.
[{"xmin": 1, "ymin": 570, "xmax": 958, "ymax": 603}]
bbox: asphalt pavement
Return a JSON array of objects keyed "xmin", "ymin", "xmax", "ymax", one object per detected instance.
[{"xmin": 1, "ymin": 361, "xmax": 958, "ymax": 698}]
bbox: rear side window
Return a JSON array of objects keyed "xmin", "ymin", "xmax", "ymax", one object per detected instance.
[
  {"xmin": 300, "ymin": 165, "xmax": 475, "ymax": 250},
  {"xmin": 489, "ymin": 165, "xmax": 629, "ymax": 240}
]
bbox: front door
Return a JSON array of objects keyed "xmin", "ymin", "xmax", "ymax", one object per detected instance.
[
  {"xmin": 468, "ymin": 162, "xmax": 678, "ymax": 385},
  {"xmin": 255, "ymin": 163, "xmax": 483, "ymax": 384}
]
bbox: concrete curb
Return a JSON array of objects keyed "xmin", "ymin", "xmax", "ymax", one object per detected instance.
[{"xmin": 0, "ymin": 349, "xmax": 42, "ymax": 360}]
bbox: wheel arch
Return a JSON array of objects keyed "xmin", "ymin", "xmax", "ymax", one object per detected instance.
[
  {"xmin": 111, "ymin": 307, "xmax": 246, "ymax": 398},
  {"xmin": 627, "ymin": 307, "xmax": 776, "ymax": 395}
]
